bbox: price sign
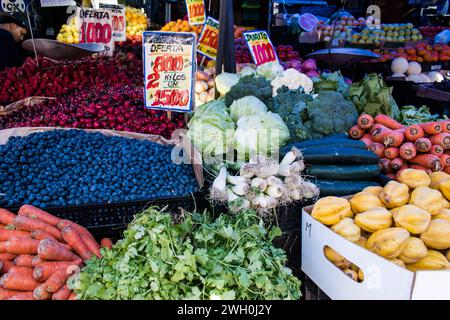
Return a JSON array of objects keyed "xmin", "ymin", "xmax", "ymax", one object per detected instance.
[
  {"xmin": 243, "ymin": 30, "xmax": 278, "ymax": 66},
  {"xmin": 77, "ymin": 7, "xmax": 114, "ymax": 57},
  {"xmin": 143, "ymin": 31, "xmax": 196, "ymax": 112},
  {"xmin": 196, "ymin": 17, "xmax": 219, "ymax": 60},
  {"xmin": 40, "ymin": 0, "xmax": 76, "ymax": 7},
  {"xmin": 185, "ymin": 0, "xmax": 205, "ymax": 25},
  {"xmin": 100, "ymin": 4, "xmax": 126, "ymax": 42}
]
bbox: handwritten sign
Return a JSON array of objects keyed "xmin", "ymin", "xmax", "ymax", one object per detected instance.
[
  {"xmin": 196, "ymin": 17, "xmax": 219, "ymax": 60},
  {"xmin": 77, "ymin": 7, "xmax": 114, "ymax": 56},
  {"xmin": 100, "ymin": 3, "xmax": 126, "ymax": 42},
  {"xmin": 185, "ymin": 0, "xmax": 205, "ymax": 25},
  {"xmin": 243, "ymin": 30, "xmax": 278, "ymax": 66},
  {"xmin": 143, "ymin": 31, "xmax": 196, "ymax": 112}
]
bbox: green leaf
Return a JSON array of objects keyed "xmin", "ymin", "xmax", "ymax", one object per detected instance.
[{"xmin": 269, "ymin": 227, "xmax": 282, "ymax": 241}]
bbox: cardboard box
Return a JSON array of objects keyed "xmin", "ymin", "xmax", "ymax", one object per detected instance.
[{"xmin": 301, "ymin": 201, "xmax": 450, "ymax": 300}]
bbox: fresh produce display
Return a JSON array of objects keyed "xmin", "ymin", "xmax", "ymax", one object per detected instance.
[
  {"xmin": 315, "ymin": 14, "xmax": 366, "ymax": 42},
  {"xmin": 195, "ymin": 69, "xmax": 215, "ymax": 106},
  {"xmin": 56, "ymin": 17, "xmax": 79, "ymax": 44},
  {"xmin": 349, "ymin": 23, "xmax": 422, "ymax": 45},
  {"xmin": 370, "ymin": 43, "xmax": 450, "ymax": 63},
  {"xmin": 311, "ymin": 174, "xmax": 450, "ymax": 274},
  {"xmin": 125, "ymin": 6, "xmax": 148, "ymax": 42},
  {"xmin": 0, "ymin": 205, "xmax": 107, "ymax": 300},
  {"xmin": 160, "ymin": 19, "xmax": 202, "ymax": 36},
  {"xmin": 210, "ymin": 150, "xmax": 318, "ymax": 216},
  {"xmin": 419, "ymin": 26, "xmax": 450, "ymax": 39},
  {"xmin": 69, "ymin": 207, "xmax": 302, "ymax": 300},
  {"xmin": 311, "ymin": 70, "xmax": 351, "ymax": 94},
  {"xmin": 399, "ymin": 105, "xmax": 441, "ymax": 126},
  {"xmin": 0, "ymin": 130, "xmax": 198, "ymax": 208},
  {"xmin": 235, "ymin": 37, "xmax": 252, "ymax": 64},
  {"xmin": 0, "ymin": 84, "xmax": 184, "ymax": 138}
]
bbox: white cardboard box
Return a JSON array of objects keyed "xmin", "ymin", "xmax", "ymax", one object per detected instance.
[{"xmin": 301, "ymin": 203, "xmax": 450, "ymax": 300}]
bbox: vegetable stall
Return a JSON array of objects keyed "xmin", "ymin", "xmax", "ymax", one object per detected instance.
[{"xmin": 0, "ymin": 0, "xmax": 449, "ymax": 301}]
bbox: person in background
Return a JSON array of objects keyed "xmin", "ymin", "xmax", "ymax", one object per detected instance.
[{"xmin": 0, "ymin": 13, "xmax": 28, "ymax": 71}]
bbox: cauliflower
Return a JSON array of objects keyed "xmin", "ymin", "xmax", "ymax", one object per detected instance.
[
  {"xmin": 256, "ymin": 62, "xmax": 284, "ymax": 80},
  {"xmin": 271, "ymin": 69, "xmax": 313, "ymax": 96}
]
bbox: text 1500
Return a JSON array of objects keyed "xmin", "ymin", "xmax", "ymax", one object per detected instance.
[{"xmin": 151, "ymin": 89, "xmax": 189, "ymax": 107}]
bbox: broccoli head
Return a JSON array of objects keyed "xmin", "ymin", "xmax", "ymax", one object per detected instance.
[{"xmin": 224, "ymin": 75, "xmax": 272, "ymax": 107}]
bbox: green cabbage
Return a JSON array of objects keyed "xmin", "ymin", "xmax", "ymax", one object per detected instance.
[
  {"xmin": 229, "ymin": 96, "xmax": 267, "ymax": 122},
  {"xmin": 215, "ymin": 72, "xmax": 240, "ymax": 96}
]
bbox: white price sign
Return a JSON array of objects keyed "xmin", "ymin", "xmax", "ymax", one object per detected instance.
[
  {"xmin": 77, "ymin": 7, "xmax": 114, "ymax": 57},
  {"xmin": 100, "ymin": 4, "xmax": 126, "ymax": 42},
  {"xmin": 40, "ymin": 0, "xmax": 76, "ymax": 7}
]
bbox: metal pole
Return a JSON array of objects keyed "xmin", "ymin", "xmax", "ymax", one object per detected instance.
[{"xmin": 215, "ymin": 0, "xmax": 236, "ymax": 88}]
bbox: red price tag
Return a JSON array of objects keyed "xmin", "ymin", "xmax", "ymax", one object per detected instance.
[
  {"xmin": 196, "ymin": 17, "xmax": 219, "ymax": 60},
  {"xmin": 243, "ymin": 30, "xmax": 278, "ymax": 66},
  {"xmin": 185, "ymin": 0, "xmax": 205, "ymax": 25},
  {"xmin": 77, "ymin": 7, "xmax": 115, "ymax": 56}
]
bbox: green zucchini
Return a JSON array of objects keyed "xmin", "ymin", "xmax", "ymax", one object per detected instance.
[
  {"xmin": 301, "ymin": 147, "xmax": 379, "ymax": 165},
  {"xmin": 307, "ymin": 164, "xmax": 381, "ymax": 181},
  {"xmin": 315, "ymin": 180, "xmax": 381, "ymax": 197},
  {"xmin": 281, "ymin": 139, "xmax": 367, "ymax": 156}
]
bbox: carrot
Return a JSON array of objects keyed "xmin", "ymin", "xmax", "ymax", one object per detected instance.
[
  {"xmin": 0, "ymin": 253, "xmax": 16, "ymax": 261},
  {"xmin": 409, "ymin": 164, "xmax": 430, "ymax": 172},
  {"xmin": 13, "ymin": 215, "xmax": 63, "ymax": 241},
  {"xmin": 52, "ymin": 284, "xmax": 71, "ymax": 300},
  {"xmin": 374, "ymin": 114, "xmax": 404, "ymax": 130},
  {"xmin": 33, "ymin": 284, "xmax": 52, "ymax": 300},
  {"xmin": 380, "ymin": 158, "xmax": 393, "ymax": 174},
  {"xmin": 440, "ymin": 154, "xmax": 450, "ymax": 168},
  {"xmin": 444, "ymin": 166, "xmax": 450, "ymax": 175},
  {"xmin": 7, "ymin": 292, "xmax": 35, "ymax": 300},
  {"xmin": 399, "ymin": 142, "xmax": 417, "ymax": 160},
  {"xmin": 13, "ymin": 255, "xmax": 34, "ymax": 268},
  {"xmin": 33, "ymin": 261, "xmax": 80, "ymax": 282},
  {"xmin": 348, "ymin": 125, "xmax": 365, "ymax": 139},
  {"xmin": 415, "ymin": 137, "xmax": 432, "ymax": 152},
  {"xmin": 383, "ymin": 130, "xmax": 404, "ymax": 147},
  {"xmin": 18, "ymin": 205, "xmax": 62, "ymax": 227},
  {"xmin": 0, "ymin": 259, "xmax": 14, "ymax": 273},
  {"xmin": 0, "ymin": 242, "xmax": 7, "ymax": 253},
  {"xmin": 405, "ymin": 125, "xmax": 425, "ymax": 142},
  {"xmin": 61, "ymin": 226, "xmax": 93, "ymax": 261},
  {"xmin": 0, "ymin": 267, "xmax": 39, "ymax": 291},
  {"xmin": 0, "ymin": 209, "xmax": 15, "ymax": 226},
  {"xmin": 409, "ymin": 154, "xmax": 442, "ymax": 171},
  {"xmin": 31, "ymin": 256, "xmax": 45, "ymax": 267},
  {"xmin": 360, "ymin": 134, "xmax": 373, "ymax": 148},
  {"xmin": 391, "ymin": 158, "xmax": 404, "ymax": 171},
  {"xmin": 31, "ymin": 229, "xmax": 56, "ymax": 242},
  {"xmin": 421, "ymin": 121, "xmax": 443, "ymax": 135},
  {"xmin": 44, "ymin": 269, "xmax": 71, "ymax": 293},
  {"xmin": 68, "ymin": 292, "xmax": 77, "ymax": 300},
  {"xmin": 58, "ymin": 220, "xmax": 100, "ymax": 255},
  {"xmin": 6, "ymin": 237, "xmax": 39, "ymax": 255},
  {"xmin": 100, "ymin": 238, "xmax": 113, "ymax": 250},
  {"xmin": 384, "ymin": 147, "xmax": 399, "ymax": 160},
  {"xmin": 0, "ymin": 229, "xmax": 30, "ymax": 241},
  {"xmin": 430, "ymin": 132, "xmax": 450, "ymax": 149},
  {"xmin": 371, "ymin": 124, "xmax": 392, "ymax": 143},
  {"xmin": 357, "ymin": 114, "xmax": 374, "ymax": 129},
  {"xmin": 38, "ymin": 238, "xmax": 79, "ymax": 261},
  {"xmin": 370, "ymin": 142, "xmax": 385, "ymax": 158},
  {"xmin": 430, "ymin": 145, "xmax": 444, "ymax": 156},
  {"xmin": 440, "ymin": 120, "xmax": 450, "ymax": 133},
  {"xmin": 0, "ymin": 287, "xmax": 22, "ymax": 300}
]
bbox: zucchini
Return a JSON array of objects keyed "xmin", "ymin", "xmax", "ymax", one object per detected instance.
[
  {"xmin": 315, "ymin": 180, "xmax": 381, "ymax": 197},
  {"xmin": 307, "ymin": 164, "xmax": 381, "ymax": 181},
  {"xmin": 301, "ymin": 147, "xmax": 379, "ymax": 165},
  {"xmin": 281, "ymin": 138, "xmax": 366, "ymax": 156}
]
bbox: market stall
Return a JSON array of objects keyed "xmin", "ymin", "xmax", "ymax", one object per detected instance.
[{"xmin": 0, "ymin": 0, "xmax": 449, "ymax": 301}]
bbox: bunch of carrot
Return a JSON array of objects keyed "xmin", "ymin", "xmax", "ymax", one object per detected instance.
[
  {"xmin": 349, "ymin": 114, "xmax": 450, "ymax": 179},
  {"xmin": 0, "ymin": 205, "xmax": 112, "ymax": 300}
]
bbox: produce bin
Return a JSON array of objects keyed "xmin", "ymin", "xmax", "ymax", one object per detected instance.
[{"xmin": 301, "ymin": 196, "xmax": 450, "ymax": 300}]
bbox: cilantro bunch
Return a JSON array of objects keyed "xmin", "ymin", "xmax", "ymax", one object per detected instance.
[{"xmin": 69, "ymin": 207, "xmax": 301, "ymax": 300}]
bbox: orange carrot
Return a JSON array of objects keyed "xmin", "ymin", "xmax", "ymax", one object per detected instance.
[
  {"xmin": 38, "ymin": 238, "xmax": 79, "ymax": 261},
  {"xmin": 68, "ymin": 292, "xmax": 77, "ymax": 300},
  {"xmin": 430, "ymin": 132, "xmax": 450, "ymax": 149},
  {"xmin": 380, "ymin": 158, "xmax": 393, "ymax": 174},
  {"xmin": 420, "ymin": 121, "xmax": 442, "ymax": 135},
  {"xmin": 391, "ymin": 158, "xmax": 404, "ymax": 171},
  {"xmin": 33, "ymin": 261, "xmax": 80, "ymax": 282},
  {"xmin": 31, "ymin": 256, "xmax": 45, "ymax": 267},
  {"xmin": 409, "ymin": 164, "xmax": 431, "ymax": 173},
  {"xmin": 13, "ymin": 255, "xmax": 34, "ymax": 268},
  {"xmin": 357, "ymin": 114, "xmax": 374, "ymax": 129},
  {"xmin": 52, "ymin": 284, "xmax": 71, "ymax": 300},
  {"xmin": 18, "ymin": 205, "xmax": 62, "ymax": 226},
  {"xmin": 7, "ymin": 292, "xmax": 35, "ymax": 300},
  {"xmin": 444, "ymin": 166, "xmax": 450, "ymax": 174},
  {"xmin": 44, "ymin": 269, "xmax": 71, "ymax": 293},
  {"xmin": 61, "ymin": 226, "xmax": 93, "ymax": 261},
  {"xmin": 410, "ymin": 154, "xmax": 442, "ymax": 171},
  {"xmin": 0, "ymin": 253, "xmax": 16, "ymax": 261},
  {"xmin": 399, "ymin": 142, "xmax": 417, "ymax": 160},
  {"xmin": 0, "ymin": 287, "xmax": 22, "ymax": 300},
  {"xmin": 384, "ymin": 147, "xmax": 399, "ymax": 160},
  {"xmin": 58, "ymin": 220, "xmax": 100, "ymax": 256},
  {"xmin": 0, "ymin": 259, "xmax": 14, "ymax": 273},
  {"xmin": 371, "ymin": 124, "xmax": 392, "ymax": 143},
  {"xmin": 6, "ymin": 237, "xmax": 39, "ymax": 255},
  {"xmin": 100, "ymin": 238, "xmax": 113, "ymax": 250},
  {"xmin": 440, "ymin": 154, "xmax": 450, "ymax": 168},
  {"xmin": 430, "ymin": 145, "xmax": 444, "ymax": 156},
  {"xmin": 348, "ymin": 125, "xmax": 365, "ymax": 139},
  {"xmin": 415, "ymin": 137, "xmax": 432, "ymax": 152},
  {"xmin": 440, "ymin": 120, "xmax": 450, "ymax": 133},
  {"xmin": 0, "ymin": 209, "xmax": 15, "ymax": 226},
  {"xmin": 13, "ymin": 215, "xmax": 63, "ymax": 241},
  {"xmin": 0, "ymin": 229, "xmax": 30, "ymax": 241},
  {"xmin": 405, "ymin": 125, "xmax": 425, "ymax": 142},
  {"xmin": 0, "ymin": 242, "xmax": 7, "ymax": 253},
  {"xmin": 383, "ymin": 130, "xmax": 404, "ymax": 147},
  {"xmin": 374, "ymin": 114, "xmax": 404, "ymax": 130},
  {"xmin": 33, "ymin": 284, "xmax": 52, "ymax": 300},
  {"xmin": 370, "ymin": 142, "xmax": 385, "ymax": 158},
  {"xmin": 0, "ymin": 267, "xmax": 39, "ymax": 291},
  {"xmin": 360, "ymin": 134, "xmax": 372, "ymax": 148}
]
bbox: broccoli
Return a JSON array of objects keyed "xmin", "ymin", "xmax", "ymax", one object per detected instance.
[
  {"xmin": 224, "ymin": 75, "xmax": 272, "ymax": 107},
  {"xmin": 306, "ymin": 91, "xmax": 359, "ymax": 138}
]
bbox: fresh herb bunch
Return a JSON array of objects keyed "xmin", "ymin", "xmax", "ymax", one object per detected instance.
[{"xmin": 69, "ymin": 207, "xmax": 301, "ymax": 300}]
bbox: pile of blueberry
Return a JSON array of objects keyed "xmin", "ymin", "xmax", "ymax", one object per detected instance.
[{"xmin": 0, "ymin": 130, "xmax": 199, "ymax": 208}]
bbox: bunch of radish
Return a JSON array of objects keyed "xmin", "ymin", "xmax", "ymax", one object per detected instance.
[
  {"xmin": 349, "ymin": 114, "xmax": 450, "ymax": 179},
  {"xmin": 0, "ymin": 205, "xmax": 111, "ymax": 300}
]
